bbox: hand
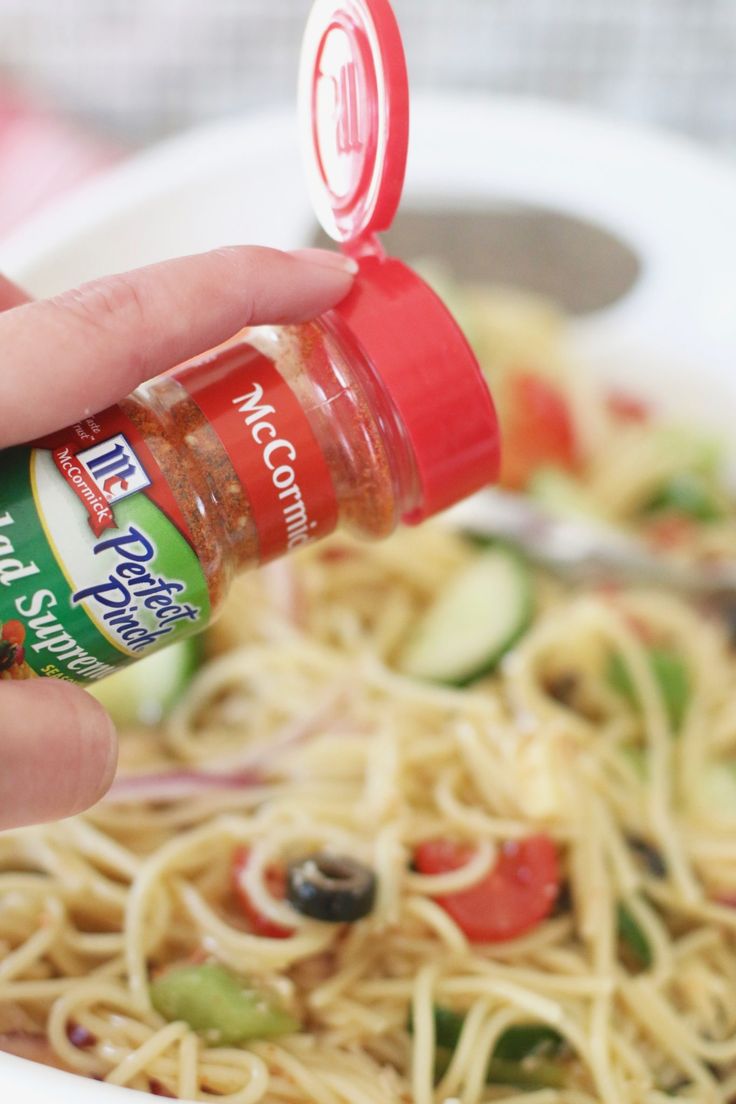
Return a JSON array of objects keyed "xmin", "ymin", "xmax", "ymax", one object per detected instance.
[{"xmin": 0, "ymin": 246, "xmax": 356, "ymax": 830}]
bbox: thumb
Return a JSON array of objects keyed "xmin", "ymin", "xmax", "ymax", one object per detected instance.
[{"xmin": 0, "ymin": 680, "xmax": 117, "ymax": 830}]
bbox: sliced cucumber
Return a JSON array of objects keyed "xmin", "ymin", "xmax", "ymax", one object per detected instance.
[
  {"xmin": 398, "ymin": 548, "xmax": 533, "ymax": 685},
  {"xmin": 89, "ymin": 637, "xmax": 201, "ymax": 727}
]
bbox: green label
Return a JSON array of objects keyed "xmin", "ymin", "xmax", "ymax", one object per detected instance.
[{"xmin": 0, "ymin": 440, "xmax": 210, "ymax": 685}]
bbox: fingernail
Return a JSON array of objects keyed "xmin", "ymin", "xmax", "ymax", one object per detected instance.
[
  {"xmin": 87, "ymin": 699, "xmax": 119, "ymax": 804},
  {"xmin": 290, "ymin": 248, "xmax": 359, "ymax": 276}
]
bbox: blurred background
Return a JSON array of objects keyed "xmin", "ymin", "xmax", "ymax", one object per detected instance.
[{"xmin": 1, "ymin": 0, "xmax": 736, "ymax": 235}]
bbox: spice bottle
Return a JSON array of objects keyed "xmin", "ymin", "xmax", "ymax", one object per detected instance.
[{"xmin": 0, "ymin": 0, "xmax": 500, "ymax": 685}]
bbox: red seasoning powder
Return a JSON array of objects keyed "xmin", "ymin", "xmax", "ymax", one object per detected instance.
[{"xmin": 119, "ymin": 312, "xmax": 404, "ymax": 610}]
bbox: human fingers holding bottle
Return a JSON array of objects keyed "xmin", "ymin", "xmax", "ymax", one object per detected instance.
[{"xmin": 0, "ymin": 246, "xmax": 356, "ymax": 830}]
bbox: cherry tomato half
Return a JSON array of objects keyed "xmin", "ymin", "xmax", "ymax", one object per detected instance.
[
  {"xmin": 606, "ymin": 390, "xmax": 650, "ymax": 424},
  {"xmin": 414, "ymin": 835, "xmax": 560, "ymax": 943},
  {"xmin": 232, "ymin": 846, "xmax": 294, "ymax": 939},
  {"xmin": 500, "ymin": 373, "xmax": 578, "ymax": 490}
]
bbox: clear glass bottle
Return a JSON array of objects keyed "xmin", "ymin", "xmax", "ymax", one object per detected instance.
[{"xmin": 120, "ymin": 313, "xmax": 421, "ymax": 611}]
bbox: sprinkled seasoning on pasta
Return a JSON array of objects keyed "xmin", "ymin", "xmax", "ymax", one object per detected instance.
[{"xmin": 2, "ymin": 288, "xmax": 736, "ymax": 1103}]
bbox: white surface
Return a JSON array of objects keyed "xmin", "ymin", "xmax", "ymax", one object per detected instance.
[
  {"xmin": 4, "ymin": 93, "xmax": 736, "ymax": 434},
  {"xmin": 3, "ymin": 0, "xmax": 736, "ymax": 149},
  {"xmin": 2, "ymin": 93, "xmax": 736, "ymax": 1101}
]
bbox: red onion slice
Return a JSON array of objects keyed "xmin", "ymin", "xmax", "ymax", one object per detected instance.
[{"xmin": 105, "ymin": 767, "xmax": 265, "ymax": 805}]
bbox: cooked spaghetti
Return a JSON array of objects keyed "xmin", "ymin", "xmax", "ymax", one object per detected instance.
[{"xmin": 2, "ymin": 287, "xmax": 736, "ymax": 1104}]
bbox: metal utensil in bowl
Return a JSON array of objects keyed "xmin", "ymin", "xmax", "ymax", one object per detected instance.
[{"xmin": 447, "ymin": 489, "xmax": 736, "ymax": 598}]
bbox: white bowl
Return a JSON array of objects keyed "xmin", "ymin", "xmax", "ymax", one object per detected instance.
[{"xmin": 2, "ymin": 94, "xmax": 736, "ymax": 1101}]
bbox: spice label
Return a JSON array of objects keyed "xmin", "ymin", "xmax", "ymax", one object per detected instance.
[
  {"xmin": 0, "ymin": 409, "xmax": 210, "ymax": 684},
  {"xmin": 174, "ymin": 343, "xmax": 339, "ymax": 563}
]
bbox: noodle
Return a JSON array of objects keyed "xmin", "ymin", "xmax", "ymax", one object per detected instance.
[{"xmin": 2, "ymin": 288, "xmax": 736, "ymax": 1102}]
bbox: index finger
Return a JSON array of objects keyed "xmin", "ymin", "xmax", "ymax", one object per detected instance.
[{"xmin": 0, "ymin": 246, "xmax": 355, "ymax": 448}]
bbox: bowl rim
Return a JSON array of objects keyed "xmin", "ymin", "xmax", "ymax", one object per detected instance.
[{"xmin": 5, "ymin": 91, "xmax": 736, "ymax": 287}]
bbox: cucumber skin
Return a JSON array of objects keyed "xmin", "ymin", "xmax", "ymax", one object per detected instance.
[
  {"xmin": 90, "ymin": 636, "xmax": 202, "ymax": 726},
  {"xmin": 401, "ymin": 548, "xmax": 534, "ymax": 688},
  {"xmin": 450, "ymin": 587, "xmax": 533, "ymax": 687},
  {"xmin": 453, "ymin": 546, "xmax": 534, "ymax": 687}
]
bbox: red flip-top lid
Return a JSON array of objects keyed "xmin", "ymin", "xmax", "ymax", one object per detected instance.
[
  {"xmin": 299, "ymin": 0, "xmax": 500, "ymax": 516},
  {"xmin": 299, "ymin": 0, "xmax": 409, "ymax": 247}
]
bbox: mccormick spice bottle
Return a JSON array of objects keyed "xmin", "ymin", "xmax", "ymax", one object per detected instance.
[{"xmin": 0, "ymin": 0, "xmax": 500, "ymax": 685}]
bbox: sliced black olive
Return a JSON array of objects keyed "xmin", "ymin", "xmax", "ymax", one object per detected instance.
[
  {"xmin": 710, "ymin": 594, "xmax": 736, "ymax": 649},
  {"xmin": 627, "ymin": 835, "xmax": 667, "ymax": 879},
  {"xmin": 545, "ymin": 672, "xmax": 579, "ymax": 707},
  {"xmin": 551, "ymin": 880, "xmax": 572, "ymax": 917},
  {"xmin": 287, "ymin": 853, "xmax": 376, "ymax": 923}
]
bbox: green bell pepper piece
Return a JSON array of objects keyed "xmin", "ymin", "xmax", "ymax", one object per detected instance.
[
  {"xmin": 607, "ymin": 648, "xmax": 689, "ymax": 731},
  {"xmin": 644, "ymin": 473, "xmax": 722, "ymax": 523},
  {"xmin": 150, "ymin": 963, "xmax": 299, "ymax": 1045},
  {"xmin": 617, "ymin": 902, "xmax": 652, "ymax": 969},
  {"xmin": 412, "ymin": 1006, "xmax": 566, "ymax": 1091}
]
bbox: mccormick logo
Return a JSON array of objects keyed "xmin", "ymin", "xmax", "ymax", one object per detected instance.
[
  {"xmin": 52, "ymin": 434, "xmax": 151, "ymax": 537},
  {"xmin": 77, "ymin": 435, "xmax": 151, "ymax": 503}
]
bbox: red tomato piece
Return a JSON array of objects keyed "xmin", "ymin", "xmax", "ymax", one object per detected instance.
[
  {"xmin": 414, "ymin": 835, "xmax": 560, "ymax": 943},
  {"xmin": 606, "ymin": 390, "xmax": 650, "ymax": 424},
  {"xmin": 1, "ymin": 620, "xmax": 25, "ymax": 646},
  {"xmin": 232, "ymin": 846, "xmax": 294, "ymax": 939},
  {"xmin": 500, "ymin": 373, "xmax": 578, "ymax": 490},
  {"xmin": 645, "ymin": 514, "xmax": 695, "ymax": 550},
  {"xmin": 319, "ymin": 546, "xmax": 356, "ymax": 563},
  {"xmin": 623, "ymin": 615, "xmax": 656, "ymax": 645}
]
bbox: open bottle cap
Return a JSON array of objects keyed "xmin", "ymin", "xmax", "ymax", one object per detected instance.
[
  {"xmin": 299, "ymin": 0, "xmax": 409, "ymax": 249},
  {"xmin": 299, "ymin": 0, "xmax": 500, "ymax": 518}
]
